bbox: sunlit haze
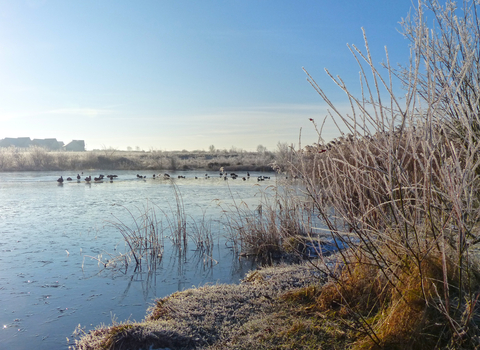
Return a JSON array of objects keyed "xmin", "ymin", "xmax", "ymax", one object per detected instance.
[{"xmin": 0, "ymin": 0, "xmax": 414, "ymax": 151}]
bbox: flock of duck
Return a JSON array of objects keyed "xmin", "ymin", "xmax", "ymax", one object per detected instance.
[
  {"xmin": 57, "ymin": 173, "xmax": 117, "ymax": 183},
  {"xmin": 57, "ymin": 172, "xmax": 271, "ymax": 183}
]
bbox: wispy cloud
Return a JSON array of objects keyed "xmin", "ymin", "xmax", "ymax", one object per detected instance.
[
  {"xmin": 172, "ymin": 102, "xmax": 359, "ymax": 148},
  {"xmin": 45, "ymin": 108, "xmax": 114, "ymax": 117},
  {"xmin": 183, "ymin": 102, "xmax": 350, "ymax": 131}
]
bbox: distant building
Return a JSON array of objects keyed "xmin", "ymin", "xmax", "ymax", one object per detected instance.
[
  {"xmin": 64, "ymin": 140, "xmax": 85, "ymax": 152},
  {"xmin": 0, "ymin": 137, "xmax": 85, "ymax": 151},
  {"xmin": 32, "ymin": 138, "xmax": 64, "ymax": 150},
  {"xmin": 0, "ymin": 137, "xmax": 32, "ymax": 148}
]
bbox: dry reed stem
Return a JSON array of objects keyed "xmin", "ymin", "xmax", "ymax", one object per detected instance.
[{"xmin": 290, "ymin": 1, "xmax": 480, "ymax": 347}]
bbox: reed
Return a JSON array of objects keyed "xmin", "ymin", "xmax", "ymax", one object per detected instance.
[
  {"xmin": 188, "ymin": 209, "xmax": 214, "ymax": 257},
  {"xmin": 284, "ymin": 0, "xmax": 480, "ymax": 347},
  {"xmin": 168, "ymin": 181, "xmax": 188, "ymax": 250},
  {"xmin": 219, "ymin": 181, "xmax": 320, "ymax": 264},
  {"xmin": 103, "ymin": 182, "xmax": 221, "ymax": 273},
  {"xmin": 109, "ymin": 202, "xmax": 165, "ymax": 272}
]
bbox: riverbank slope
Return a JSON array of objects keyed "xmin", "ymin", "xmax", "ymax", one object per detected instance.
[{"xmin": 72, "ymin": 260, "xmax": 351, "ymax": 350}]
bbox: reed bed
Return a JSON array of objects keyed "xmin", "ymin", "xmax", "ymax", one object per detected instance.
[
  {"xmin": 99, "ymin": 185, "xmax": 183, "ymax": 273},
  {"xmin": 279, "ymin": 1, "xmax": 480, "ymax": 348},
  {"xmin": 218, "ymin": 181, "xmax": 323, "ymax": 264},
  {"xmin": 93, "ymin": 182, "xmax": 217, "ymax": 274}
]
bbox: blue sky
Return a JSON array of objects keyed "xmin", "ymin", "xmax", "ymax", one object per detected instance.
[{"xmin": 0, "ymin": 0, "xmax": 415, "ymax": 151}]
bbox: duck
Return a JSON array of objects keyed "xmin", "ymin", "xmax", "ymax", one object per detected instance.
[
  {"xmin": 57, "ymin": 176, "xmax": 64, "ymax": 183},
  {"xmin": 77, "ymin": 174, "xmax": 81, "ymax": 180},
  {"xmin": 66, "ymin": 177, "xmax": 73, "ymax": 181},
  {"xmin": 84, "ymin": 176, "xmax": 91, "ymax": 182}
]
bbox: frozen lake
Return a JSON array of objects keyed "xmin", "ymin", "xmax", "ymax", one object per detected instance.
[{"xmin": 0, "ymin": 170, "xmax": 274, "ymax": 349}]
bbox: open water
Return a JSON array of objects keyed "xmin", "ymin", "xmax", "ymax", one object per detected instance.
[{"xmin": 0, "ymin": 170, "xmax": 273, "ymax": 349}]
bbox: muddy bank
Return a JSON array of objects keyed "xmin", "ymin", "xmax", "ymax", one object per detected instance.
[{"xmin": 72, "ymin": 261, "xmax": 339, "ymax": 350}]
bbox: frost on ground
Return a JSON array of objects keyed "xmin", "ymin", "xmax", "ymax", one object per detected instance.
[{"xmin": 73, "ymin": 261, "xmax": 331, "ymax": 350}]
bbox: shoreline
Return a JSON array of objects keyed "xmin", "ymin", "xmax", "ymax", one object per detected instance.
[{"xmin": 72, "ymin": 260, "xmax": 344, "ymax": 350}]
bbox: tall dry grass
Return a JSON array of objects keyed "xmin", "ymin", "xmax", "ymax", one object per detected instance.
[
  {"xmin": 219, "ymin": 181, "xmax": 323, "ymax": 265},
  {"xmin": 97, "ymin": 182, "xmax": 216, "ymax": 274},
  {"xmin": 109, "ymin": 202, "xmax": 165, "ymax": 273},
  {"xmin": 284, "ymin": 0, "xmax": 480, "ymax": 348}
]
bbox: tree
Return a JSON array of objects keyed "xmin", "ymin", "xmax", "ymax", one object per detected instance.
[
  {"xmin": 209, "ymin": 145, "xmax": 215, "ymax": 153},
  {"xmin": 101, "ymin": 144, "xmax": 117, "ymax": 157},
  {"xmin": 257, "ymin": 144, "xmax": 267, "ymax": 154}
]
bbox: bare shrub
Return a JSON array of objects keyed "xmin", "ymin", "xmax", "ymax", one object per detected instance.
[
  {"xmin": 12, "ymin": 147, "xmax": 30, "ymax": 169},
  {"xmin": 67, "ymin": 152, "xmax": 81, "ymax": 169},
  {"xmin": 55, "ymin": 151, "xmax": 70, "ymax": 169},
  {"xmin": 146, "ymin": 150, "xmax": 165, "ymax": 169},
  {"xmin": 0, "ymin": 147, "xmax": 280, "ymax": 172},
  {"xmin": 81, "ymin": 151, "xmax": 101, "ymax": 169},
  {"xmin": 0, "ymin": 147, "xmax": 13, "ymax": 170},
  {"xmin": 169, "ymin": 155, "xmax": 178, "ymax": 170},
  {"xmin": 29, "ymin": 146, "xmax": 54, "ymax": 169}
]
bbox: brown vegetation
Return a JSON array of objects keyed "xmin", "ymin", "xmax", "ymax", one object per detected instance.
[
  {"xmin": 0, "ymin": 147, "xmax": 278, "ymax": 172},
  {"xmin": 288, "ymin": 0, "xmax": 480, "ymax": 347}
]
